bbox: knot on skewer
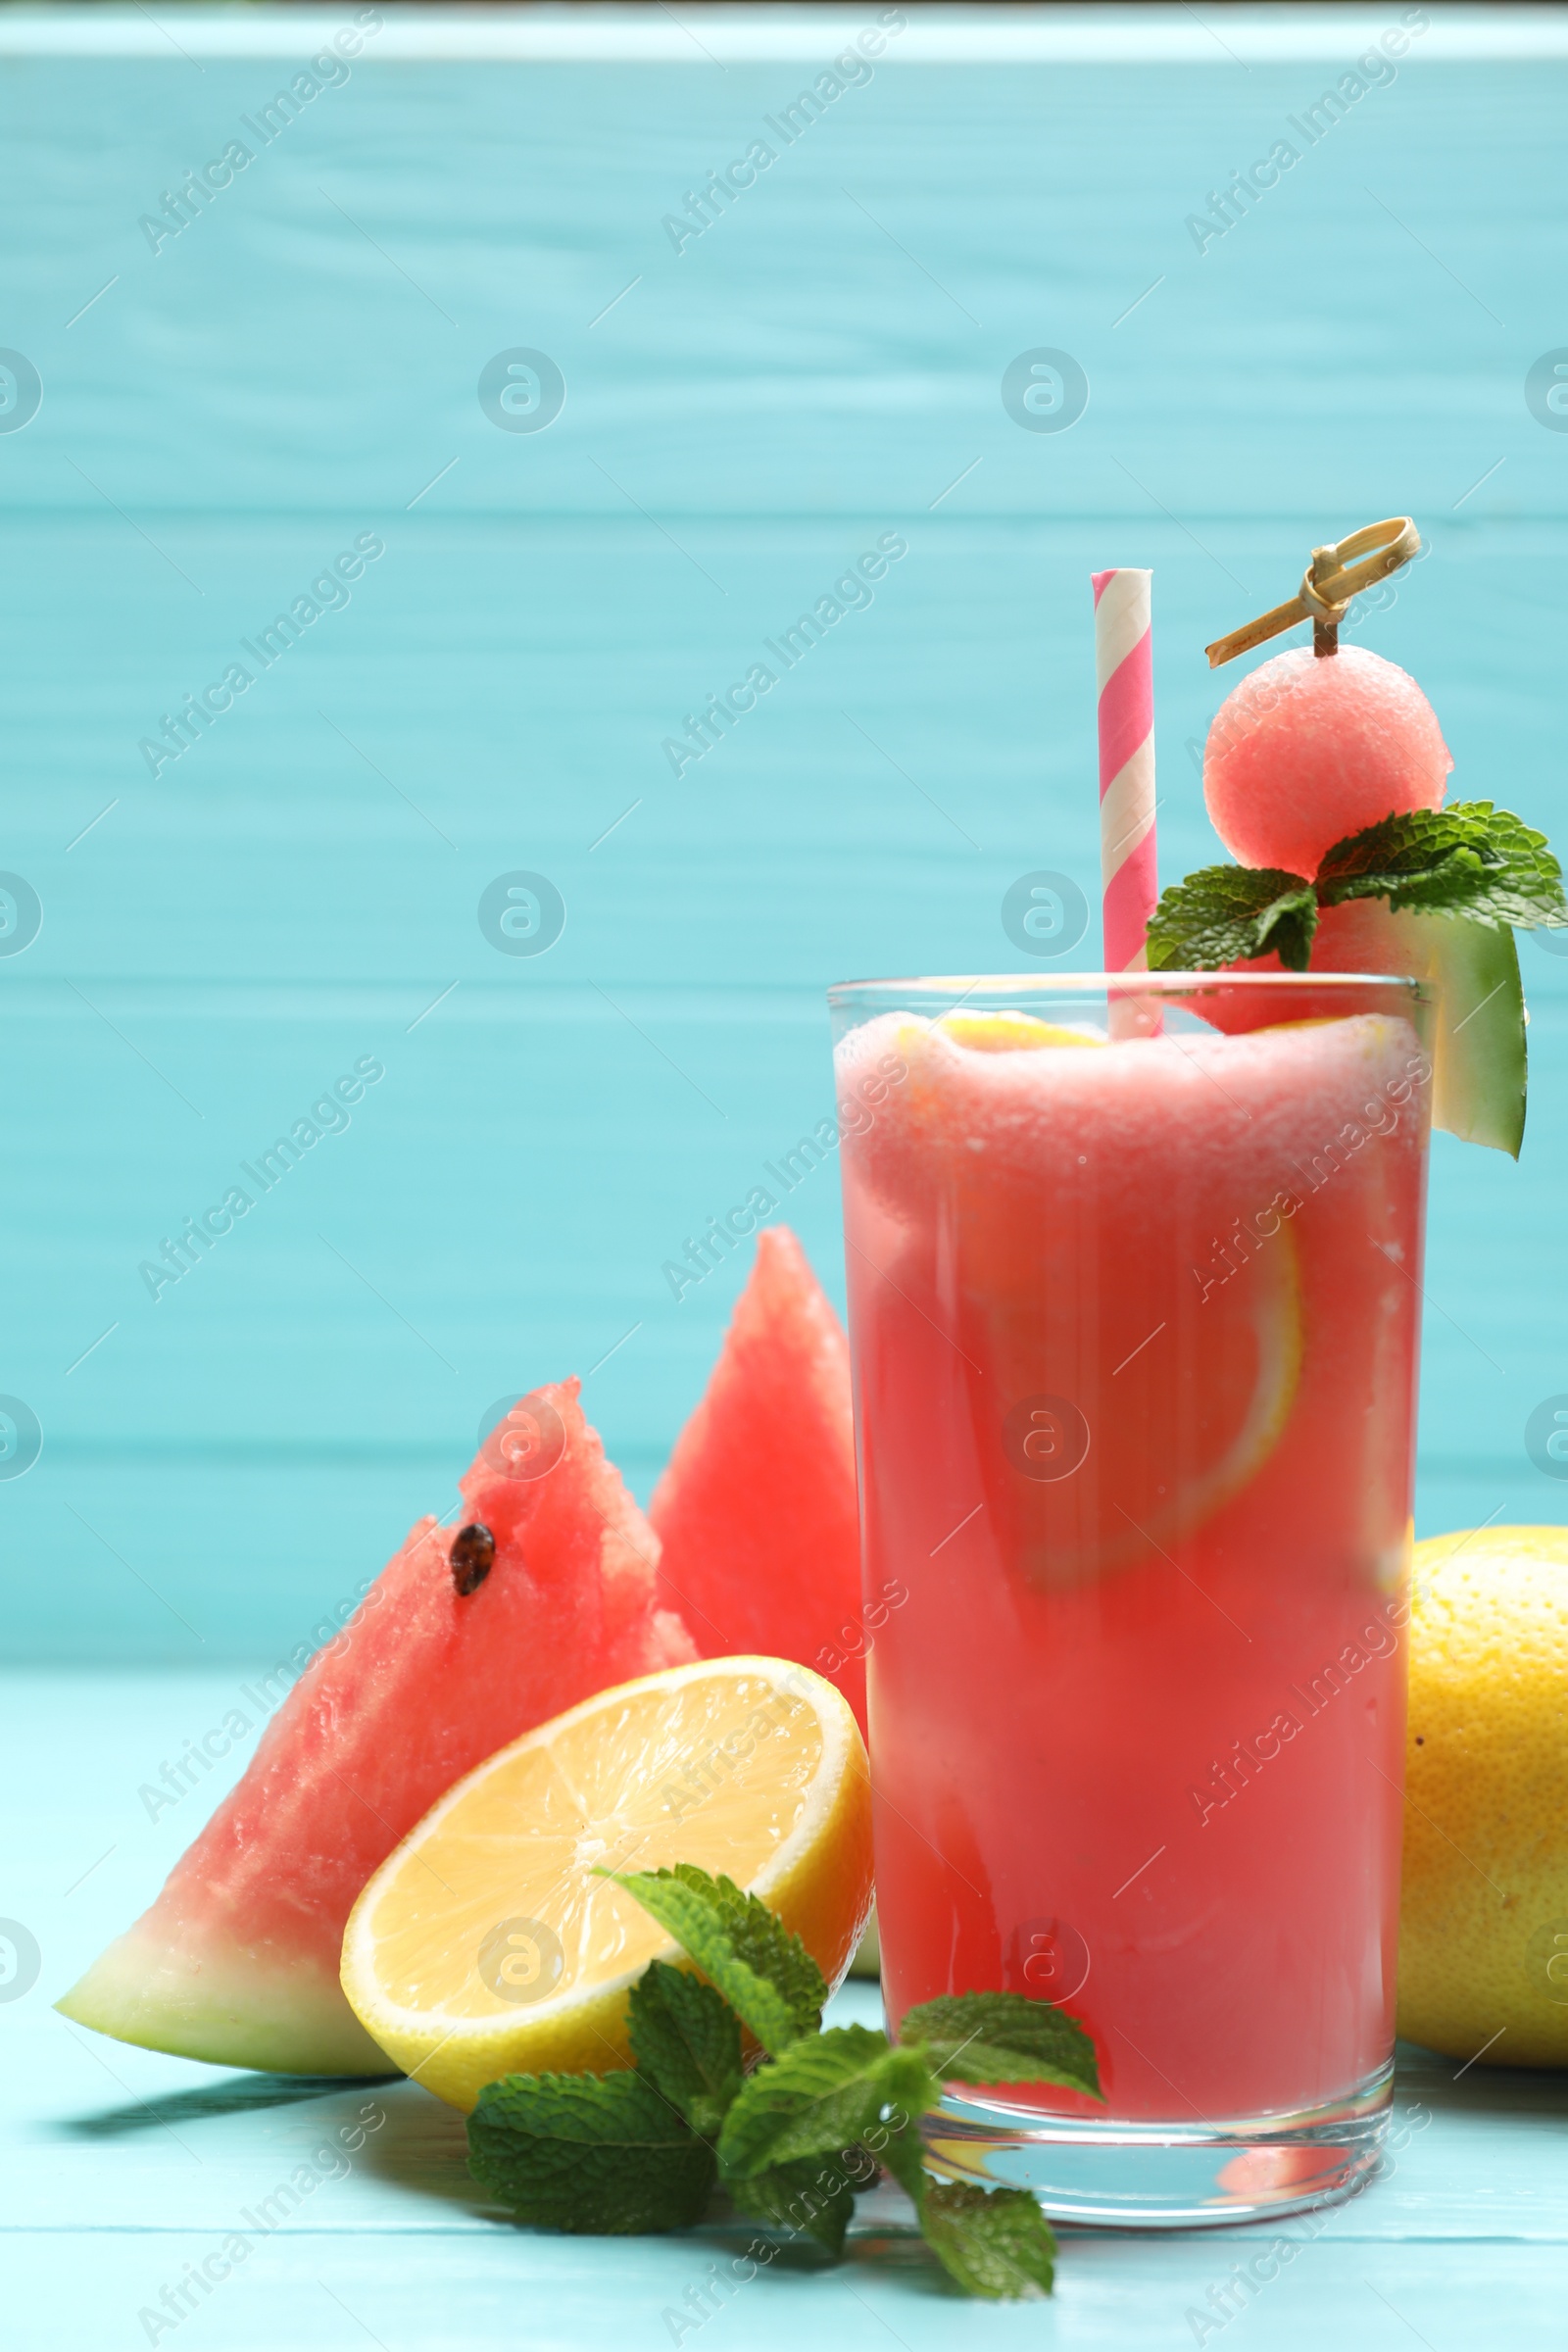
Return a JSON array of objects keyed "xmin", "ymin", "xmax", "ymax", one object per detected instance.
[
  {"xmin": 1298, "ymin": 548, "xmax": 1354, "ymax": 628},
  {"xmin": 1206, "ymin": 516, "xmax": 1422, "ymax": 667}
]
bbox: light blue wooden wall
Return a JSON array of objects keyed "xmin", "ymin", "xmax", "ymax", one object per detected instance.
[{"xmin": 3, "ymin": 8, "xmax": 1566, "ymax": 1660}]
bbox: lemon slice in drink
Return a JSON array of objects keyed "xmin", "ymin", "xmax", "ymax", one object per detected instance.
[
  {"xmin": 851, "ymin": 1006, "xmax": 1306, "ymax": 1586},
  {"xmin": 934, "ymin": 1011, "xmax": 1106, "ymax": 1053},
  {"xmin": 340, "ymin": 1657, "xmax": 872, "ymax": 2111}
]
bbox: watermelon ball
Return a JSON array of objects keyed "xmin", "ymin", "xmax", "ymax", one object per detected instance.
[{"xmin": 1203, "ymin": 644, "xmax": 1452, "ymax": 879}]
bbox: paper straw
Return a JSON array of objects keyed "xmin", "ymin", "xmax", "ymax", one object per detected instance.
[{"xmin": 1092, "ymin": 567, "xmax": 1157, "ymax": 974}]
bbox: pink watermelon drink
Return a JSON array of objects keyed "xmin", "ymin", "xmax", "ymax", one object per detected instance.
[{"xmin": 831, "ymin": 975, "xmax": 1433, "ymax": 2172}]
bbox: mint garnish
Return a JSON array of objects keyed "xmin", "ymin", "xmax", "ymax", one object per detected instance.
[
  {"xmin": 1147, "ymin": 800, "xmax": 1568, "ymax": 973},
  {"xmin": 463, "ymin": 1860, "xmax": 1102, "ymax": 2299},
  {"xmin": 726, "ymin": 2153, "xmax": 862, "ymax": 2255},
  {"xmin": 917, "ymin": 2180, "xmax": 1058, "ymax": 2299},
  {"xmin": 900, "ymin": 1989, "xmax": 1103, "ymax": 2096},
  {"xmin": 715, "ymin": 2023, "xmax": 937, "ymax": 2181},
  {"xmin": 1148, "ymin": 864, "xmax": 1320, "ymax": 971},
  {"xmin": 466, "ymin": 2069, "xmax": 715, "ymax": 2233},
  {"xmin": 603, "ymin": 1864, "xmax": 825, "ymax": 2054},
  {"xmin": 1317, "ymin": 802, "xmax": 1566, "ymax": 927},
  {"xmin": 626, "ymin": 1959, "xmax": 742, "ymax": 2138}
]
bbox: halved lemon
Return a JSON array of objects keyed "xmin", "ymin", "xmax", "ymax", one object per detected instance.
[{"xmin": 340, "ymin": 1657, "xmax": 873, "ymax": 2112}]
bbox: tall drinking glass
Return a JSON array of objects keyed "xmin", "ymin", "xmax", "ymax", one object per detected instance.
[{"xmin": 829, "ymin": 973, "xmax": 1433, "ymax": 2225}]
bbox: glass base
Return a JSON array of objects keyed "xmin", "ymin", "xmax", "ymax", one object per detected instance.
[{"xmin": 921, "ymin": 2062, "xmax": 1394, "ymax": 2228}]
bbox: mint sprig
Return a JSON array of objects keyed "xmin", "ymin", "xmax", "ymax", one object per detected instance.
[
  {"xmin": 464, "ymin": 1861, "xmax": 1099, "ymax": 2301},
  {"xmin": 1146, "ymin": 800, "xmax": 1568, "ymax": 973}
]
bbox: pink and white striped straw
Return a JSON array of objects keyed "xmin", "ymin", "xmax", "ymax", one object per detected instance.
[{"xmin": 1092, "ymin": 567, "xmax": 1158, "ymax": 978}]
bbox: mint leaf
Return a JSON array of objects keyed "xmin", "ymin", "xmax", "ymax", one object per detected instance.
[
  {"xmin": 1146, "ymin": 864, "xmax": 1317, "ymax": 972},
  {"xmin": 899, "ymin": 1992, "xmax": 1103, "ymax": 2101},
  {"xmin": 726, "ymin": 2155, "xmax": 861, "ymax": 2256},
  {"xmin": 918, "ymin": 2181, "xmax": 1056, "ymax": 2299},
  {"xmin": 466, "ymin": 2070, "xmax": 714, "ymax": 2233},
  {"xmin": 717, "ymin": 2028, "xmax": 937, "ymax": 2180},
  {"xmin": 626, "ymin": 1962, "xmax": 743, "ymax": 2139},
  {"xmin": 1317, "ymin": 801, "xmax": 1568, "ymax": 931},
  {"xmin": 1148, "ymin": 803, "xmax": 1567, "ymax": 976},
  {"xmin": 607, "ymin": 1865, "xmax": 825, "ymax": 2057},
  {"xmin": 870, "ymin": 2097, "xmax": 936, "ymax": 2208}
]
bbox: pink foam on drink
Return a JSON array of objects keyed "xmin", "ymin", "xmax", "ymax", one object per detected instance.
[
  {"xmin": 841, "ymin": 1006, "xmax": 1422, "ymax": 1236},
  {"xmin": 1203, "ymin": 644, "xmax": 1451, "ymax": 879}
]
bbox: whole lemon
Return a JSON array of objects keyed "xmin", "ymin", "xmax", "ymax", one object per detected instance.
[{"xmin": 1397, "ymin": 1525, "xmax": 1568, "ymax": 2066}]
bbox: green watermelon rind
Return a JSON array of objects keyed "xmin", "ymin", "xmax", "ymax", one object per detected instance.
[
  {"xmin": 56, "ymin": 1917, "xmax": 395, "ymax": 2076},
  {"xmin": 1423, "ymin": 913, "xmax": 1527, "ymax": 1158},
  {"xmin": 1324, "ymin": 905, "xmax": 1527, "ymax": 1158}
]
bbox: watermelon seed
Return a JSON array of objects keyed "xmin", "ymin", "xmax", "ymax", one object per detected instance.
[{"xmin": 451, "ymin": 1523, "xmax": 496, "ymax": 1595}]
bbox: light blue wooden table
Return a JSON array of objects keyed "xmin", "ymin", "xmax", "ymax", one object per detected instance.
[
  {"xmin": 10, "ymin": 1665, "xmax": 1568, "ymax": 2347},
  {"xmin": 4, "ymin": 6, "xmax": 1568, "ymax": 2343}
]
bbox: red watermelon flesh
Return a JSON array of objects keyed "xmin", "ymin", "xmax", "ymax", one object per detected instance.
[
  {"xmin": 651, "ymin": 1228, "xmax": 866, "ymax": 1733},
  {"xmin": 58, "ymin": 1381, "xmax": 695, "ymax": 2075}
]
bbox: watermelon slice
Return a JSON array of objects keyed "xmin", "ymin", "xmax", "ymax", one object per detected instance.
[
  {"xmin": 58, "ymin": 1381, "xmax": 696, "ymax": 2076},
  {"xmin": 1306, "ymin": 898, "xmax": 1527, "ymax": 1157},
  {"xmin": 1207, "ymin": 898, "xmax": 1529, "ymax": 1158},
  {"xmin": 651, "ymin": 1228, "xmax": 866, "ymax": 1732}
]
